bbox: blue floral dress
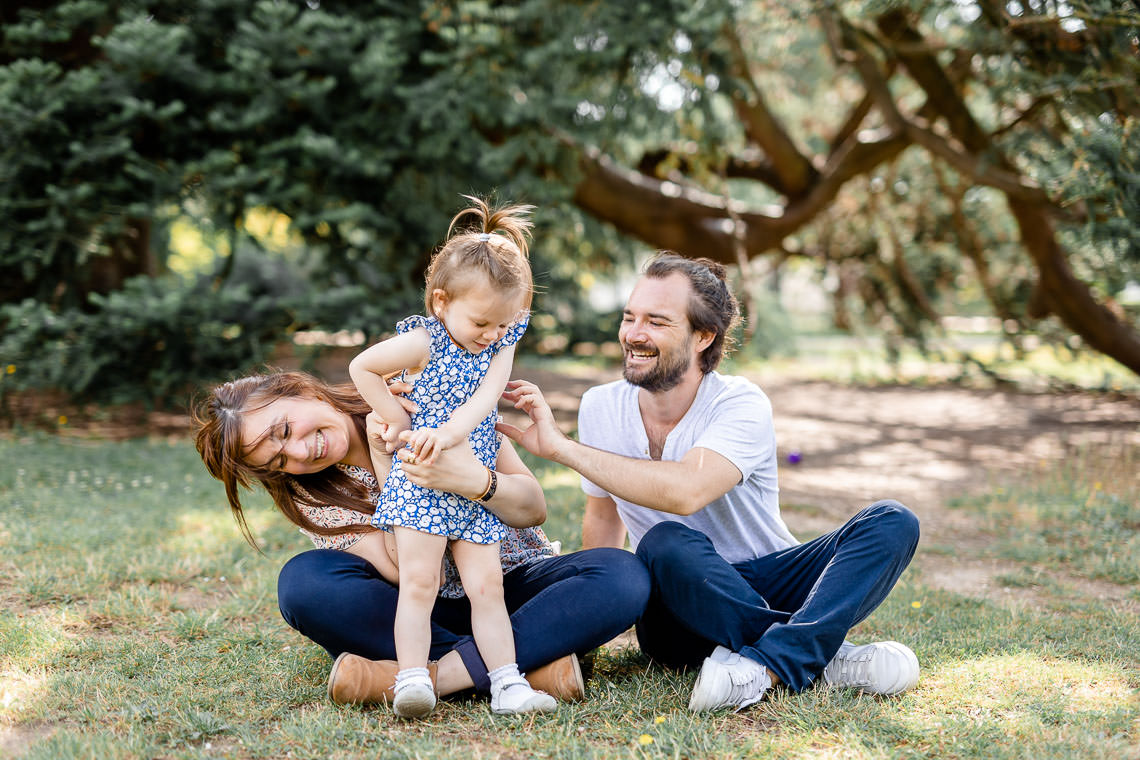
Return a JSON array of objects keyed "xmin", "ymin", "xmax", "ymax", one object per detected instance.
[{"xmin": 372, "ymin": 312, "xmax": 529, "ymax": 544}]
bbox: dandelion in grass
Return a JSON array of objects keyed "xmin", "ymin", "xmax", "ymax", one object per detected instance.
[
  {"xmin": 57, "ymin": 415, "xmax": 67, "ymax": 426},
  {"xmin": 5, "ymin": 364, "xmax": 14, "ymax": 374},
  {"xmin": 911, "ymin": 601, "xmax": 922, "ymax": 609},
  {"xmin": 654, "ymin": 715, "xmax": 666, "ymax": 724},
  {"xmin": 638, "ymin": 734, "xmax": 654, "ymax": 745}
]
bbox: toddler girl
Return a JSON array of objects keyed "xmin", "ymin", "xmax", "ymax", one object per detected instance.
[{"xmin": 349, "ymin": 196, "xmax": 556, "ymax": 718}]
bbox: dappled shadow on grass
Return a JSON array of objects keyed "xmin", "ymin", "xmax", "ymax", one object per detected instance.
[
  {"xmin": 4, "ymin": 432, "xmax": 1139, "ymax": 758},
  {"xmin": 7, "ymin": 577, "xmax": 1138, "ymax": 759}
]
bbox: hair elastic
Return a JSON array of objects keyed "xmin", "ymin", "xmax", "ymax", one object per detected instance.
[{"xmin": 477, "ymin": 232, "xmax": 491, "ymax": 242}]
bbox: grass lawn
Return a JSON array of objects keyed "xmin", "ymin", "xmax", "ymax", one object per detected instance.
[{"xmin": 1, "ymin": 433, "xmax": 1138, "ymax": 759}]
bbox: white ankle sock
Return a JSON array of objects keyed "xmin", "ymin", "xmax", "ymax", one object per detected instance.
[
  {"xmin": 395, "ymin": 666, "xmax": 431, "ymax": 690},
  {"xmin": 488, "ymin": 663, "xmax": 522, "ymax": 696}
]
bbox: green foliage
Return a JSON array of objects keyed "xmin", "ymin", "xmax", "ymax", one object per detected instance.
[
  {"xmin": 0, "ymin": 0, "xmax": 571, "ymax": 304},
  {"xmin": 0, "ymin": 0, "xmax": 653, "ymax": 404},
  {"xmin": 0, "ymin": 275, "xmax": 285, "ymax": 406},
  {"xmin": 3, "ymin": 0, "xmax": 1139, "ymax": 406},
  {"xmin": 0, "ymin": 256, "xmax": 417, "ymax": 406}
]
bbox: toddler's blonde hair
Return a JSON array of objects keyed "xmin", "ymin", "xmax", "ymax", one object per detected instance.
[{"xmin": 424, "ymin": 195, "xmax": 535, "ymax": 316}]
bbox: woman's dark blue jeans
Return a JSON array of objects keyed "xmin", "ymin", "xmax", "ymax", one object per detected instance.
[
  {"xmin": 277, "ymin": 547, "xmax": 649, "ymax": 692},
  {"xmin": 634, "ymin": 500, "xmax": 919, "ymax": 692}
]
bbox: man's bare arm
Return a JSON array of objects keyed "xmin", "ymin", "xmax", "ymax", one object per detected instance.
[
  {"xmin": 582, "ymin": 494, "xmax": 627, "ymax": 549},
  {"xmin": 499, "ymin": 379, "xmax": 741, "ymax": 516}
]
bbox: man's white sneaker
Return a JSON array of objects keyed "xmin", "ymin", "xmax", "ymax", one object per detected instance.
[
  {"xmin": 822, "ymin": 641, "xmax": 919, "ymax": 695},
  {"xmin": 491, "ymin": 675, "xmax": 558, "ymax": 715},
  {"xmin": 688, "ymin": 646, "xmax": 772, "ymax": 712}
]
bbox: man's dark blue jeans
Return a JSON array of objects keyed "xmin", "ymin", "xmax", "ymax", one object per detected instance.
[
  {"xmin": 277, "ymin": 546, "xmax": 649, "ymax": 692},
  {"xmin": 635, "ymin": 500, "xmax": 919, "ymax": 691}
]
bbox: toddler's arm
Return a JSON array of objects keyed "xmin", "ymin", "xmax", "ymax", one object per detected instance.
[
  {"xmin": 406, "ymin": 345, "xmax": 517, "ymax": 464},
  {"xmin": 349, "ymin": 329, "xmax": 431, "ymax": 442}
]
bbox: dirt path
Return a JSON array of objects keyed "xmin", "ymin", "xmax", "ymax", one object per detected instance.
[{"xmin": 503, "ymin": 365, "xmax": 1140, "ymax": 609}]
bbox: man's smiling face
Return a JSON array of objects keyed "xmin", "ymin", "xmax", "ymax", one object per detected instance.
[{"xmin": 618, "ymin": 272, "xmax": 699, "ymax": 393}]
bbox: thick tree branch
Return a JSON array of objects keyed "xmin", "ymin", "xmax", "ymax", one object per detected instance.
[
  {"xmin": 896, "ymin": 117, "xmax": 1049, "ymax": 204},
  {"xmin": 636, "ymin": 148, "xmax": 786, "ymax": 190},
  {"xmin": 723, "ymin": 22, "xmax": 819, "ymax": 198},
  {"xmin": 839, "ymin": 17, "xmax": 1052, "ymax": 205},
  {"xmin": 570, "ymin": 144, "xmax": 792, "ymax": 262},
  {"xmin": 569, "ymin": 127, "xmax": 908, "ymax": 265}
]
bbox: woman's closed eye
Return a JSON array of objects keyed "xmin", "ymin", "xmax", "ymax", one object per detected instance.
[{"xmin": 272, "ymin": 421, "xmax": 292, "ymax": 470}]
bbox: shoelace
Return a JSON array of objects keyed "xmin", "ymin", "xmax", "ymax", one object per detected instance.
[
  {"xmin": 726, "ymin": 666, "xmax": 768, "ymax": 712},
  {"xmin": 829, "ymin": 648, "xmax": 874, "ymax": 687}
]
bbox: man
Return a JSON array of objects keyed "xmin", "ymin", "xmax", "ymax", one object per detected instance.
[{"xmin": 499, "ymin": 253, "xmax": 920, "ymax": 711}]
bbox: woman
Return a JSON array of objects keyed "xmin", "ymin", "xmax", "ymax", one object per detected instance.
[{"xmin": 193, "ymin": 370, "xmax": 649, "ymax": 705}]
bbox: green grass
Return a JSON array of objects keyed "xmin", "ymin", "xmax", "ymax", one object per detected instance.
[
  {"xmin": 2, "ymin": 434, "xmax": 1138, "ymax": 759},
  {"xmin": 950, "ymin": 445, "xmax": 1140, "ymax": 586}
]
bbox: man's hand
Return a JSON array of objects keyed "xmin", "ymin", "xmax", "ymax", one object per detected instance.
[{"xmin": 496, "ymin": 379, "xmax": 569, "ymax": 462}]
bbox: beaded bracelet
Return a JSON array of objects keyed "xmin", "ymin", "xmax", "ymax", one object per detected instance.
[{"xmin": 477, "ymin": 467, "xmax": 498, "ymax": 503}]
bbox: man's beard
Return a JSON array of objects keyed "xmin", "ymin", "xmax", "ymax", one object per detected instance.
[{"xmin": 622, "ymin": 337, "xmax": 693, "ymax": 393}]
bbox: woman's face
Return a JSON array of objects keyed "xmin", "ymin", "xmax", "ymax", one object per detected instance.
[{"xmin": 239, "ymin": 395, "xmax": 356, "ymax": 475}]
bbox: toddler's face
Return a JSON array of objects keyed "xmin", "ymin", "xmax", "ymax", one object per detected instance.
[{"xmin": 434, "ymin": 279, "xmax": 523, "ymax": 355}]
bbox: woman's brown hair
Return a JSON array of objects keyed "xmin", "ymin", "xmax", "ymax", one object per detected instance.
[
  {"xmin": 424, "ymin": 195, "xmax": 536, "ymax": 315},
  {"xmin": 192, "ymin": 371, "xmax": 378, "ymax": 548}
]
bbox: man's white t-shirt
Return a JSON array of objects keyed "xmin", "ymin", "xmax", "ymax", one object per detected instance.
[{"xmin": 578, "ymin": 372, "xmax": 797, "ymax": 563}]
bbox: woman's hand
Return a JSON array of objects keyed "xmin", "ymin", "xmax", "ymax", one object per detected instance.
[
  {"xmin": 397, "ymin": 434, "xmax": 487, "ymax": 499},
  {"xmin": 365, "ymin": 412, "xmax": 392, "ymax": 456},
  {"xmin": 366, "ymin": 412, "xmax": 400, "ymax": 457},
  {"xmin": 388, "ymin": 379, "xmax": 417, "ymax": 414},
  {"xmin": 396, "ymin": 433, "xmax": 548, "ymax": 529}
]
